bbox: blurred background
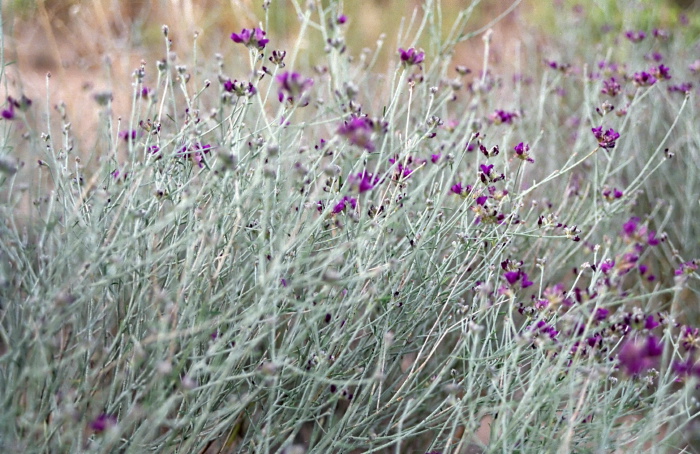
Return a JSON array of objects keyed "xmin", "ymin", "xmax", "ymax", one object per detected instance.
[{"xmin": 1, "ymin": 0, "xmax": 697, "ymax": 150}]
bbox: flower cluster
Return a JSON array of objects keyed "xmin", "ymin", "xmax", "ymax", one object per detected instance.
[
  {"xmin": 617, "ymin": 335, "xmax": 662, "ymax": 375},
  {"xmin": 489, "ymin": 109, "xmax": 518, "ymax": 125},
  {"xmin": 230, "ymin": 27, "xmax": 269, "ymax": 50},
  {"xmin": 591, "ymin": 125, "xmax": 620, "ymax": 149},
  {"xmin": 337, "ymin": 116, "xmax": 375, "ymax": 152},
  {"xmin": 1, "ymin": 95, "xmax": 32, "ymax": 120},
  {"xmin": 513, "ymin": 142, "xmax": 534, "ymax": 163},
  {"xmin": 277, "ymin": 72, "xmax": 314, "ymax": 105},
  {"xmin": 223, "ymin": 79, "xmax": 257, "ymax": 97},
  {"xmin": 350, "ymin": 171, "xmax": 379, "ymax": 193},
  {"xmin": 177, "ymin": 142, "xmax": 213, "ymax": 168},
  {"xmin": 398, "ymin": 47, "xmax": 425, "ymax": 66},
  {"xmin": 332, "ymin": 195, "xmax": 357, "ymax": 214},
  {"xmin": 624, "ymin": 30, "xmax": 646, "ymax": 43},
  {"xmin": 601, "ymin": 77, "xmax": 621, "ymax": 97}
]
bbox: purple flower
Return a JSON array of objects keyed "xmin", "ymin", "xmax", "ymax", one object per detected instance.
[
  {"xmin": 1, "ymin": 105, "xmax": 14, "ymax": 120},
  {"xmin": 505, "ymin": 271, "xmax": 531, "ymax": 288},
  {"xmin": 513, "ymin": 142, "xmax": 534, "ymax": 163},
  {"xmin": 646, "ymin": 52, "xmax": 664, "ymax": 62},
  {"xmin": 119, "ymin": 130, "xmax": 137, "ymax": 142},
  {"xmin": 231, "ymin": 28, "xmax": 269, "ymax": 50},
  {"xmin": 621, "ymin": 217, "xmax": 660, "ymax": 246},
  {"xmin": 276, "ymin": 72, "xmax": 313, "ymax": 104},
  {"xmin": 618, "ymin": 335, "xmax": 663, "ymax": 375},
  {"xmin": 480, "ymin": 164, "xmax": 494, "ymax": 175},
  {"xmin": 591, "ymin": 126, "xmax": 620, "ymax": 149},
  {"xmin": 650, "ymin": 64, "xmax": 672, "ymax": 81},
  {"xmin": 177, "ymin": 142, "xmax": 212, "ymax": 168},
  {"xmin": 478, "ymin": 163, "xmax": 503, "ymax": 183},
  {"xmin": 681, "ymin": 326, "xmax": 700, "ymax": 351},
  {"xmin": 600, "ymin": 259, "xmax": 615, "ymax": 274},
  {"xmin": 337, "ymin": 14, "xmax": 347, "ymax": 24},
  {"xmin": 351, "ymin": 171, "xmax": 378, "ymax": 193},
  {"xmin": 332, "ymin": 195, "xmax": 357, "ymax": 214},
  {"xmin": 223, "ymin": 79, "xmax": 257, "ymax": 97},
  {"xmin": 489, "ymin": 109, "xmax": 518, "ymax": 125},
  {"xmin": 675, "ymin": 260, "xmax": 699, "ymax": 276},
  {"xmin": 545, "ymin": 59, "xmax": 571, "ymax": 73},
  {"xmin": 668, "ymin": 82, "xmax": 693, "ymax": 94},
  {"xmin": 398, "ymin": 47, "xmax": 425, "ymax": 66},
  {"xmin": 672, "ymin": 357, "xmax": 700, "ymax": 381},
  {"xmin": 430, "ymin": 153, "xmax": 441, "ymax": 164},
  {"xmin": 652, "ymin": 28, "xmax": 670, "ymax": 39},
  {"xmin": 601, "ymin": 77, "xmax": 621, "ymax": 97},
  {"xmin": 337, "ymin": 116, "xmax": 375, "ymax": 152},
  {"xmin": 595, "ymin": 308, "xmax": 610, "ymax": 321},
  {"xmin": 530, "ymin": 320, "xmax": 559, "ymax": 340},
  {"xmin": 2, "ymin": 95, "xmax": 31, "ymax": 120},
  {"xmin": 633, "ymin": 71, "xmax": 656, "ymax": 87},
  {"xmin": 690, "ymin": 60, "xmax": 700, "ymax": 74},
  {"xmin": 503, "ymin": 270, "xmax": 521, "ymax": 286},
  {"xmin": 450, "ymin": 183, "xmax": 466, "ymax": 195},
  {"xmin": 624, "ymin": 30, "xmax": 646, "ymax": 43},
  {"xmin": 89, "ymin": 413, "xmax": 117, "ymax": 433},
  {"xmin": 644, "ymin": 315, "xmax": 659, "ymax": 330},
  {"xmin": 622, "ymin": 217, "xmax": 640, "ymax": 238},
  {"xmin": 602, "ymin": 187, "xmax": 624, "ymax": 201}
]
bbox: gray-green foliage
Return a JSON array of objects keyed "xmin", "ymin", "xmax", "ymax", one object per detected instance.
[{"xmin": 1, "ymin": 1, "xmax": 699, "ymax": 453}]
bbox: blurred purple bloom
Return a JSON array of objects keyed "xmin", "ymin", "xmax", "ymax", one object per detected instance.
[
  {"xmin": 645, "ymin": 315, "xmax": 660, "ymax": 330},
  {"xmin": 351, "ymin": 171, "xmax": 378, "ymax": 193},
  {"xmin": 277, "ymin": 71, "xmax": 313, "ymax": 104},
  {"xmin": 489, "ymin": 109, "xmax": 518, "ymax": 125},
  {"xmin": 231, "ymin": 27, "xmax": 269, "ymax": 50},
  {"xmin": 398, "ymin": 47, "xmax": 425, "ymax": 66},
  {"xmin": 624, "ymin": 30, "xmax": 646, "ymax": 43},
  {"xmin": 600, "ymin": 259, "xmax": 615, "ymax": 274},
  {"xmin": 652, "ymin": 28, "xmax": 670, "ymax": 39},
  {"xmin": 119, "ymin": 129, "xmax": 137, "ymax": 142},
  {"xmin": 601, "ymin": 77, "xmax": 621, "ymax": 97},
  {"xmin": 90, "ymin": 413, "xmax": 117, "ymax": 433},
  {"xmin": 337, "ymin": 14, "xmax": 348, "ymax": 24},
  {"xmin": 450, "ymin": 183, "xmax": 465, "ymax": 195},
  {"xmin": 650, "ymin": 64, "xmax": 672, "ymax": 81},
  {"xmin": 618, "ymin": 335, "xmax": 663, "ymax": 375},
  {"xmin": 602, "ymin": 187, "xmax": 624, "ymax": 201},
  {"xmin": 675, "ymin": 260, "xmax": 699, "ymax": 276},
  {"xmin": 332, "ymin": 195, "xmax": 357, "ymax": 214},
  {"xmin": 337, "ymin": 116, "xmax": 375, "ymax": 152},
  {"xmin": 595, "ymin": 308, "xmax": 609, "ymax": 321},
  {"xmin": 430, "ymin": 153, "xmax": 441, "ymax": 164},
  {"xmin": 668, "ymin": 82, "xmax": 693, "ymax": 94},
  {"xmin": 1, "ymin": 105, "xmax": 14, "ymax": 120},
  {"xmin": 504, "ymin": 271, "xmax": 520, "ymax": 285},
  {"xmin": 3, "ymin": 95, "xmax": 31, "ymax": 120},
  {"xmin": 690, "ymin": 60, "xmax": 700, "ymax": 74},
  {"xmin": 633, "ymin": 71, "xmax": 656, "ymax": 87}
]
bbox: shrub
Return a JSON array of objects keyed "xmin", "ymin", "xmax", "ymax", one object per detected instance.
[{"xmin": 0, "ymin": 1, "xmax": 698, "ymax": 452}]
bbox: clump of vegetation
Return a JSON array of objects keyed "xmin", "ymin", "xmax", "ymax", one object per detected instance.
[{"xmin": 0, "ymin": 1, "xmax": 698, "ymax": 452}]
